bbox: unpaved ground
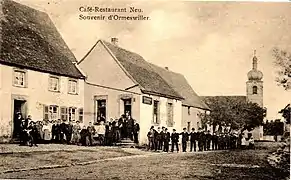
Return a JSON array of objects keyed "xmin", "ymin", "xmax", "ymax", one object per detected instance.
[
  {"xmin": 0, "ymin": 144, "xmax": 286, "ymax": 180},
  {"xmin": 0, "ymin": 147, "xmax": 135, "ymax": 172}
]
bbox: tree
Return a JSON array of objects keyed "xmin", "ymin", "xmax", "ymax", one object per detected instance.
[
  {"xmin": 279, "ymin": 104, "xmax": 291, "ymax": 124},
  {"xmin": 272, "ymin": 48, "xmax": 291, "ymax": 90},
  {"xmin": 202, "ymin": 96, "xmax": 266, "ymax": 131}
]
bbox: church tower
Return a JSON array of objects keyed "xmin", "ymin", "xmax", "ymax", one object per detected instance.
[{"xmin": 246, "ymin": 50, "xmax": 263, "ymax": 107}]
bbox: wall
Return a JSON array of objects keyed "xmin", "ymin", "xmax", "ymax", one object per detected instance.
[
  {"xmin": 182, "ymin": 106, "xmax": 205, "ymax": 131},
  {"xmin": 139, "ymin": 94, "xmax": 182, "ymax": 144},
  {"xmin": 83, "ymin": 83, "xmax": 141, "ymax": 124},
  {"xmin": 78, "ymin": 42, "xmax": 136, "ymax": 89},
  {"xmin": 0, "ymin": 64, "xmax": 84, "ymax": 137},
  {"xmin": 246, "ymin": 80, "xmax": 263, "ymax": 107},
  {"xmin": 78, "ymin": 41, "xmax": 142, "ymax": 124}
]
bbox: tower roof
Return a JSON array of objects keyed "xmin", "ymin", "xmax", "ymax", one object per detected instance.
[{"xmin": 247, "ymin": 50, "xmax": 263, "ymax": 81}]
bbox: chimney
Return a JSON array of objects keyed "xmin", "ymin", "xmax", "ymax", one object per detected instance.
[
  {"xmin": 165, "ymin": 67, "xmax": 169, "ymax": 70},
  {"xmin": 111, "ymin": 37, "xmax": 118, "ymax": 45}
]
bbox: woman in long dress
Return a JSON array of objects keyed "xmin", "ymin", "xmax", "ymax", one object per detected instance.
[
  {"xmin": 42, "ymin": 121, "xmax": 51, "ymax": 143},
  {"xmin": 71, "ymin": 121, "xmax": 81, "ymax": 145}
]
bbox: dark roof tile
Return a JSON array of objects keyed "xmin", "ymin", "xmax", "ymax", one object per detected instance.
[
  {"xmin": 102, "ymin": 41, "xmax": 183, "ymax": 100},
  {"xmin": 0, "ymin": 0, "xmax": 84, "ymax": 78},
  {"xmin": 150, "ymin": 64, "xmax": 210, "ymax": 110}
]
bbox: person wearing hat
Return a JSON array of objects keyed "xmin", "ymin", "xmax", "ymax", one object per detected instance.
[
  {"xmin": 27, "ymin": 121, "xmax": 38, "ymax": 147},
  {"xmin": 163, "ymin": 128, "xmax": 170, "ymax": 152},
  {"xmin": 181, "ymin": 128, "xmax": 189, "ymax": 152},
  {"xmin": 19, "ymin": 116, "xmax": 28, "ymax": 146},
  {"xmin": 147, "ymin": 126, "xmax": 155, "ymax": 151},
  {"xmin": 190, "ymin": 128, "xmax": 198, "ymax": 152},
  {"xmin": 171, "ymin": 129, "xmax": 179, "ymax": 152},
  {"xmin": 160, "ymin": 127, "xmax": 165, "ymax": 150}
]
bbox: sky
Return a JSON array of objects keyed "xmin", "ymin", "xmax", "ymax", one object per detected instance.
[{"xmin": 17, "ymin": 0, "xmax": 291, "ymax": 120}]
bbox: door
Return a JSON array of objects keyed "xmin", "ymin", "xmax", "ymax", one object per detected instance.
[
  {"xmin": 13, "ymin": 100, "xmax": 26, "ymax": 138},
  {"xmin": 96, "ymin": 99, "xmax": 106, "ymax": 121},
  {"xmin": 123, "ymin": 98, "xmax": 132, "ymax": 117}
]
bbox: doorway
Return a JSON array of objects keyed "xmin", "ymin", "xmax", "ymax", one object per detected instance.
[
  {"xmin": 96, "ymin": 99, "xmax": 106, "ymax": 122},
  {"xmin": 123, "ymin": 98, "xmax": 132, "ymax": 117},
  {"xmin": 13, "ymin": 100, "xmax": 26, "ymax": 138}
]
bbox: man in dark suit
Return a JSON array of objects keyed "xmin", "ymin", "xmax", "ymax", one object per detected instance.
[
  {"xmin": 198, "ymin": 129, "xmax": 206, "ymax": 151},
  {"xmin": 156, "ymin": 127, "xmax": 162, "ymax": 150},
  {"xmin": 133, "ymin": 120, "xmax": 140, "ymax": 144},
  {"xmin": 60, "ymin": 120, "xmax": 67, "ymax": 144},
  {"xmin": 163, "ymin": 128, "xmax": 170, "ymax": 152},
  {"xmin": 66, "ymin": 121, "xmax": 73, "ymax": 144},
  {"xmin": 27, "ymin": 121, "xmax": 38, "ymax": 147},
  {"xmin": 19, "ymin": 118, "xmax": 28, "ymax": 146},
  {"xmin": 127, "ymin": 115, "xmax": 134, "ymax": 140},
  {"xmin": 147, "ymin": 126, "xmax": 155, "ymax": 150},
  {"xmin": 87, "ymin": 122, "xmax": 96, "ymax": 146},
  {"xmin": 212, "ymin": 132, "xmax": 218, "ymax": 150},
  {"xmin": 206, "ymin": 130, "xmax": 212, "ymax": 151},
  {"xmin": 181, "ymin": 128, "xmax": 189, "ymax": 152},
  {"xmin": 171, "ymin": 129, "xmax": 179, "ymax": 152},
  {"xmin": 190, "ymin": 128, "xmax": 198, "ymax": 152},
  {"xmin": 160, "ymin": 127, "xmax": 165, "ymax": 150}
]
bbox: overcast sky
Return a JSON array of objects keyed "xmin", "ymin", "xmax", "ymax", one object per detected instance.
[{"xmin": 17, "ymin": 0, "xmax": 291, "ymax": 120}]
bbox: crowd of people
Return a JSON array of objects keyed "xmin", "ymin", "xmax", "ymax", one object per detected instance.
[
  {"xmin": 147, "ymin": 126, "xmax": 255, "ymax": 152},
  {"xmin": 15, "ymin": 112, "xmax": 256, "ymax": 152},
  {"xmin": 16, "ymin": 113, "xmax": 140, "ymax": 147}
]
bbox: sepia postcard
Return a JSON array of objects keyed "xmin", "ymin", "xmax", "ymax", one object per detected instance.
[{"xmin": 0, "ymin": 0, "xmax": 290, "ymax": 179}]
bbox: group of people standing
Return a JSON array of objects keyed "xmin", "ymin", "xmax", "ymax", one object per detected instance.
[
  {"xmin": 16, "ymin": 113, "xmax": 140, "ymax": 147},
  {"xmin": 147, "ymin": 126, "xmax": 254, "ymax": 153}
]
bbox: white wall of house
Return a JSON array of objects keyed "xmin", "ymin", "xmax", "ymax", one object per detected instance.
[
  {"xmin": 78, "ymin": 41, "xmax": 142, "ymax": 124},
  {"xmin": 182, "ymin": 106, "xmax": 205, "ymax": 131},
  {"xmin": 139, "ymin": 95, "xmax": 182, "ymax": 144},
  {"xmin": 78, "ymin": 42, "xmax": 136, "ymax": 89},
  {"xmin": 83, "ymin": 83, "xmax": 141, "ymax": 125},
  {"xmin": 0, "ymin": 64, "xmax": 84, "ymax": 138}
]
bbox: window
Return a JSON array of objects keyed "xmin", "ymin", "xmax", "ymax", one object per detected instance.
[
  {"xmin": 188, "ymin": 107, "xmax": 191, "ymax": 115},
  {"xmin": 49, "ymin": 76, "xmax": 60, "ymax": 92},
  {"xmin": 153, "ymin": 100, "xmax": 160, "ymax": 124},
  {"xmin": 13, "ymin": 70, "xmax": 26, "ymax": 87},
  {"xmin": 49, "ymin": 105, "xmax": 59, "ymax": 120},
  {"xmin": 78, "ymin": 108, "xmax": 84, "ymax": 123},
  {"xmin": 68, "ymin": 107, "xmax": 76, "ymax": 121},
  {"xmin": 166, "ymin": 102, "xmax": 174, "ymax": 127},
  {"xmin": 68, "ymin": 79, "xmax": 78, "ymax": 94},
  {"xmin": 253, "ymin": 86, "xmax": 258, "ymax": 94},
  {"xmin": 60, "ymin": 107, "xmax": 68, "ymax": 121}
]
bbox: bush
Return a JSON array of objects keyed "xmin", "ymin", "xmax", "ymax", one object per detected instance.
[{"xmin": 267, "ymin": 137, "xmax": 290, "ymax": 178}]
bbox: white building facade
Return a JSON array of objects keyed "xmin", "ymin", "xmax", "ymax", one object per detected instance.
[{"xmin": 0, "ymin": 64, "xmax": 84, "ymax": 139}]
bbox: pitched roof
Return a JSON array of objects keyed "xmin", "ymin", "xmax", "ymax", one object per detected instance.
[
  {"xmin": 149, "ymin": 64, "xmax": 210, "ymax": 110},
  {"xmin": 100, "ymin": 41, "xmax": 183, "ymax": 100},
  {"xmin": 0, "ymin": 0, "xmax": 84, "ymax": 78}
]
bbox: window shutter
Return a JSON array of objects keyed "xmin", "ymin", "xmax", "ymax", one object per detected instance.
[
  {"xmin": 43, "ymin": 105, "xmax": 49, "ymax": 120},
  {"xmin": 78, "ymin": 108, "xmax": 84, "ymax": 123}
]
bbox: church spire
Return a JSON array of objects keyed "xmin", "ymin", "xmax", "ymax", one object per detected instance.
[{"xmin": 252, "ymin": 50, "xmax": 258, "ymax": 70}]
